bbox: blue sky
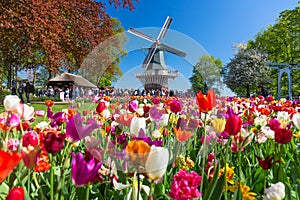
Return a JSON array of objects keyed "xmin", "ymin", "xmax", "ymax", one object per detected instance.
[{"xmin": 104, "ymin": 0, "xmax": 299, "ymax": 92}]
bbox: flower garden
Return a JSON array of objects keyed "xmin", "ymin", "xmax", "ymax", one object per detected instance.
[{"xmin": 0, "ymin": 90, "xmax": 299, "ymax": 200}]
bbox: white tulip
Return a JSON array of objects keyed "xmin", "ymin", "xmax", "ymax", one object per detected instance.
[
  {"xmin": 3, "ymin": 95, "xmax": 20, "ymax": 112},
  {"xmin": 130, "ymin": 117, "xmax": 146, "ymax": 135},
  {"xmin": 292, "ymin": 113, "xmax": 300, "ymax": 130},
  {"xmin": 263, "ymin": 182, "xmax": 285, "ymax": 200},
  {"xmin": 152, "ymin": 129, "xmax": 162, "ymax": 138},
  {"xmin": 159, "ymin": 114, "xmax": 169, "ymax": 127},
  {"xmin": 145, "ymin": 145, "xmax": 169, "ymax": 181},
  {"xmin": 102, "ymin": 109, "xmax": 111, "ymax": 119}
]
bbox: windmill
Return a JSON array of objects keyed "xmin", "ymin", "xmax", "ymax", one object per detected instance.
[{"xmin": 128, "ymin": 16, "xmax": 186, "ymax": 91}]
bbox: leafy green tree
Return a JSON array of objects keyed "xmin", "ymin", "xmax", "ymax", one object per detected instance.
[
  {"xmin": 223, "ymin": 44, "xmax": 270, "ymax": 97},
  {"xmin": 0, "ymin": 0, "xmax": 137, "ymax": 92},
  {"xmin": 189, "ymin": 55, "xmax": 222, "ymax": 94},
  {"xmin": 248, "ymin": 3, "xmax": 300, "ymax": 97}
]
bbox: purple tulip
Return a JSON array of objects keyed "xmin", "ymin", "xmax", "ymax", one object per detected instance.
[
  {"xmin": 66, "ymin": 113, "xmax": 100, "ymax": 142},
  {"xmin": 71, "ymin": 152, "xmax": 102, "ymax": 187}
]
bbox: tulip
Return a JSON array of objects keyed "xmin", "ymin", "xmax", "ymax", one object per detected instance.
[
  {"xmin": 43, "ymin": 131, "xmax": 65, "ymax": 154},
  {"xmin": 196, "ymin": 89, "xmax": 216, "ymax": 113},
  {"xmin": 7, "ymin": 114, "xmax": 20, "ymax": 128},
  {"xmin": 212, "ymin": 118, "xmax": 226, "ymax": 134},
  {"xmin": 45, "ymin": 100, "xmax": 54, "ymax": 107},
  {"xmin": 130, "ymin": 117, "xmax": 146, "ymax": 136},
  {"xmin": 71, "ymin": 152, "xmax": 102, "ymax": 187},
  {"xmin": 113, "ymin": 173, "xmax": 150, "ymax": 200},
  {"xmin": 12, "ymin": 103, "xmax": 35, "ymax": 121},
  {"xmin": 96, "ymin": 101, "xmax": 107, "ymax": 113},
  {"xmin": 128, "ymin": 100, "xmax": 138, "ymax": 113},
  {"xmin": 263, "ymin": 182, "xmax": 285, "ymax": 200},
  {"xmin": 7, "ymin": 138, "xmax": 20, "ymax": 151},
  {"xmin": 169, "ymin": 169, "xmax": 202, "ymax": 199},
  {"xmin": 22, "ymin": 145, "xmax": 41, "ymax": 169},
  {"xmin": 274, "ymin": 128, "xmax": 292, "ymax": 144},
  {"xmin": 22, "ymin": 131, "xmax": 39, "ymax": 147},
  {"xmin": 3, "ymin": 95, "xmax": 20, "ymax": 112},
  {"xmin": 126, "ymin": 140, "xmax": 151, "ymax": 165},
  {"xmin": 173, "ymin": 127, "xmax": 194, "ymax": 142},
  {"xmin": 256, "ymin": 156, "xmax": 278, "ymax": 170},
  {"xmin": 6, "ymin": 186, "xmax": 25, "ymax": 200},
  {"xmin": 35, "ymin": 110, "xmax": 45, "ymax": 116},
  {"xmin": 170, "ymin": 99, "xmax": 182, "ymax": 114},
  {"xmin": 292, "ymin": 113, "xmax": 300, "ymax": 130},
  {"xmin": 224, "ymin": 114, "xmax": 242, "ymax": 136},
  {"xmin": 145, "ymin": 145, "xmax": 169, "ymax": 181},
  {"xmin": 66, "ymin": 113, "xmax": 100, "ymax": 142},
  {"xmin": 0, "ymin": 150, "xmax": 23, "ymax": 182}
]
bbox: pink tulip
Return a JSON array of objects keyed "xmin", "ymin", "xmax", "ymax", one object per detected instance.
[{"xmin": 35, "ymin": 110, "xmax": 45, "ymax": 116}]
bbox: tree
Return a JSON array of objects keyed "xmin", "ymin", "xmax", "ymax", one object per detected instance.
[
  {"xmin": 247, "ymin": 3, "xmax": 300, "ymax": 97},
  {"xmin": 189, "ymin": 55, "xmax": 223, "ymax": 94},
  {"xmin": 223, "ymin": 44, "xmax": 270, "ymax": 97},
  {"xmin": 0, "ymin": 0, "xmax": 137, "ymax": 81}
]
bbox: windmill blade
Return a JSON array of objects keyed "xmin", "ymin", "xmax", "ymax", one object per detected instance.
[
  {"xmin": 160, "ymin": 43, "xmax": 186, "ymax": 57},
  {"xmin": 142, "ymin": 45, "xmax": 158, "ymax": 70},
  {"xmin": 128, "ymin": 28, "xmax": 155, "ymax": 43},
  {"xmin": 157, "ymin": 16, "xmax": 172, "ymax": 41}
]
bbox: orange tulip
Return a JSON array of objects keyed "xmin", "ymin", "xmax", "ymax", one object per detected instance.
[
  {"xmin": 196, "ymin": 89, "xmax": 217, "ymax": 113},
  {"xmin": 173, "ymin": 127, "xmax": 194, "ymax": 142},
  {"xmin": 0, "ymin": 150, "xmax": 23, "ymax": 182},
  {"xmin": 45, "ymin": 100, "xmax": 54, "ymax": 107},
  {"xmin": 126, "ymin": 140, "xmax": 151, "ymax": 165}
]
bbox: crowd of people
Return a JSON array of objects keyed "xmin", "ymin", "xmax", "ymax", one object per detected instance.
[{"xmin": 11, "ymin": 81, "xmax": 34, "ymax": 104}]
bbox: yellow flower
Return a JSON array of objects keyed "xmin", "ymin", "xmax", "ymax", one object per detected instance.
[
  {"xmin": 212, "ymin": 118, "xmax": 226, "ymax": 134},
  {"xmin": 228, "ymin": 182, "xmax": 257, "ymax": 200},
  {"xmin": 219, "ymin": 164, "xmax": 235, "ymax": 185},
  {"xmin": 294, "ymin": 131, "xmax": 300, "ymax": 138}
]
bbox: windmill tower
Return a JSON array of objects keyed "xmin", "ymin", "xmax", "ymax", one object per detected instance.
[{"xmin": 128, "ymin": 16, "xmax": 186, "ymax": 91}]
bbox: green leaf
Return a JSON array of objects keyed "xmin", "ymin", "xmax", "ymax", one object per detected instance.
[
  {"xmin": 0, "ymin": 182, "xmax": 9, "ymax": 199},
  {"xmin": 210, "ymin": 173, "xmax": 225, "ymax": 200},
  {"xmin": 203, "ymin": 162, "xmax": 221, "ymax": 200}
]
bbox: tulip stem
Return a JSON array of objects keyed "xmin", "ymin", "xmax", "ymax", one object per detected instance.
[
  {"xmin": 199, "ymin": 113, "xmax": 207, "ymax": 195},
  {"xmin": 49, "ymin": 153, "xmax": 54, "ymax": 200},
  {"xmin": 85, "ymin": 182, "xmax": 90, "ymax": 200}
]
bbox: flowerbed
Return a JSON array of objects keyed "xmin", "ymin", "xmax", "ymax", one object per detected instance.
[{"xmin": 0, "ymin": 91, "xmax": 299, "ymax": 200}]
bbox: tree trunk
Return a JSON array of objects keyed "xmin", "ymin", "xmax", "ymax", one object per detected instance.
[
  {"xmin": 246, "ymin": 84, "xmax": 250, "ymax": 98},
  {"xmin": 33, "ymin": 66, "xmax": 37, "ymax": 87}
]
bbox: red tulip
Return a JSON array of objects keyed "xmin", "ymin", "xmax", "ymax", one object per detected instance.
[
  {"xmin": 274, "ymin": 128, "xmax": 292, "ymax": 144},
  {"xmin": 256, "ymin": 156, "xmax": 279, "ymax": 170},
  {"xmin": 170, "ymin": 99, "xmax": 182, "ymax": 114},
  {"xmin": 6, "ymin": 186, "xmax": 24, "ymax": 200},
  {"xmin": 0, "ymin": 150, "xmax": 23, "ymax": 182},
  {"xmin": 96, "ymin": 101, "xmax": 106, "ymax": 113},
  {"xmin": 196, "ymin": 90, "xmax": 216, "ymax": 113},
  {"xmin": 224, "ymin": 114, "xmax": 242, "ymax": 136}
]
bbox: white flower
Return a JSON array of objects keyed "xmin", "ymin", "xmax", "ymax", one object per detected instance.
[
  {"xmin": 152, "ymin": 129, "xmax": 162, "ymax": 138},
  {"xmin": 262, "ymin": 126, "xmax": 275, "ymax": 139},
  {"xmin": 3, "ymin": 95, "xmax": 20, "ymax": 112},
  {"xmin": 36, "ymin": 121, "xmax": 49, "ymax": 130},
  {"xmin": 136, "ymin": 108, "xmax": 144, "ymax": 116},
  {"xmin": 145, "ymin": 145, "xmax": 169, "ymax": 181},
  {"xmin": 102, "ymin": 109, "xmax": 110, "ymax": 119},
  {"xmin": 113, "ymin": 173, "xmax": 149, "ymax": 200},
  {"xmin": 292, "ymin": 113, "xmax": 300, "ymax": 130},
  {"xmin": 130, "ymin": 117, "xmax": 146, "ymax": 135},
  {"xmin": 277, "ymin": 111, "xmax": 290, "ymax": 122},
  {"xmin": 254, "ymin": 115, "xmax": 268, "ymax": 127},
  {"xmin": 263, "ymin": 182, "xmax": 285, "ymax": 200},
  {"xmin": 159, "ymin": 114, "xmax": 169, "ymax": 127}
]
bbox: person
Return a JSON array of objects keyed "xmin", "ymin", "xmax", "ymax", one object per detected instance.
[
  {"xmin": 17, "ymin": 82, "xmax": 25, "ymax": 103},
  {"xmin": 24, "ymin": 81, "xmax": 31, "ymax": 104},
  {"xmin": 258, "ymin": 85, "xmax": 268, "ymax": 98},
  {"xmin": 11, "ymin": 86, "xmax": 17, "ymax": 95}
]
